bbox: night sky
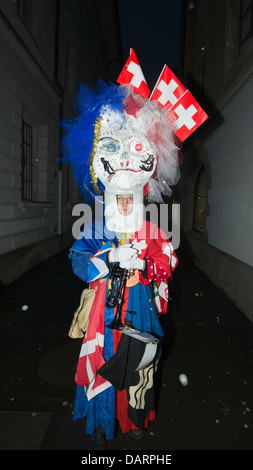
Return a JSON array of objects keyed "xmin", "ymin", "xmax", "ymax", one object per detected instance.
[{"xmin": 118, "ymin": 0, "xmax": 182, "ymax": 90}]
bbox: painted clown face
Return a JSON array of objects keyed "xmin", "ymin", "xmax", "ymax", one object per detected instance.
[
  {"xmin": 93, "ymin": 111, "xmax": 157, "ymax": 192},
  {"xmin": 92, "ymin": 109, "xmax": 158, "ymax": 233}
]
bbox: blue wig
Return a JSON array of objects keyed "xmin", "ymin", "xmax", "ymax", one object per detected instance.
[{"xmin": 59, "ymin": 79, "xmax": 128, "ymax": 202}]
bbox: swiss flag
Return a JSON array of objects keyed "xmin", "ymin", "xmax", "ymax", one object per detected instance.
[
  {"xmin": 150, "ymin": 65, "xmax": 187, "ymax": 109},
  {"xmin": 150, "ymin": 64, "xmax": 208, "ymax": 141},
  {"xmin": 167, "ymin": 90, "xmax": 209, "ymax": 142},
  {"xmin": 117, "ymin": 48, "xmax": 150, "ymax": 99}
]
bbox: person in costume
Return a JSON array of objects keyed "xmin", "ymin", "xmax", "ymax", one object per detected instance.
[{"xmin": 60, "ymin": 79, "xmax": 181, "ymax": 450}]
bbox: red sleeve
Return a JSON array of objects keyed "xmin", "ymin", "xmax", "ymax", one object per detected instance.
[{"xmin": 138, "ymin": 224, "xmax": 178, "ymax": 286}]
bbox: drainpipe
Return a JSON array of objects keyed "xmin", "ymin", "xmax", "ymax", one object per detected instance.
[
  {"xmin": 55, "ymin": 0, "xmax": 63, "ymax": 238},
  {"xmin": 57, "ymin": 166, "xmax": 62, "ymax": 235},
  {"xmin": 57, "ymin": 99, "xmax": 63, "ymax": 237}
]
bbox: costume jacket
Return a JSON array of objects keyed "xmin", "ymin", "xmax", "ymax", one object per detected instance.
[{"xmin": 70, "ymin": 219, "xmax": 178, "ymax": 439}]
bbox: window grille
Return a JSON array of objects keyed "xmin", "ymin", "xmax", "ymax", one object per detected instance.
[{"xmin": 21, "ymin": 121, "xmax": 33, "ymax": 201}]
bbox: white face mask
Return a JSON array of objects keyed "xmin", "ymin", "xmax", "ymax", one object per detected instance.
[
  {"xmin": 93, "ymin": 112, "xmax": 157, "ymax": 192},
  {"xmin": 92, "ymin": 111, "xmax": 157, "ymax": 232}
]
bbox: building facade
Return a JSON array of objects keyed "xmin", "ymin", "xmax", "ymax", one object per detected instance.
[
  {"xmin": 0, "ymin": 0, "xmax": 122, "ymax": 284},
  {"xmin": 178, "ymin": 0, "xmax": 253, "ymax": 321}
]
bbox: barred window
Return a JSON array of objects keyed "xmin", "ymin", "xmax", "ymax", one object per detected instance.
[{"xmin": 21, "ymin": 121, "xmax": 33, "ymax": 201}]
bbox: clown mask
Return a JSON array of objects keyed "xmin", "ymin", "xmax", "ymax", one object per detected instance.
[{"xmin": 92, "ymin": 110, "xmax": 158, "ymax": 233}]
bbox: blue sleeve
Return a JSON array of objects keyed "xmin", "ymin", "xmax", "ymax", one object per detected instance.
[
  {"xmin": 69, "ymin": 221, "xmax": 116, "ymax": 283},
  {"xmin": 70, "ymin": 250, "xmax": 109, "ymax": 283},
  {"xmin": 71, "ymin": 250, "xmax": 91, "ymax": 282}
]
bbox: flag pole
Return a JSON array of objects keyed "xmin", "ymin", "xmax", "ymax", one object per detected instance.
[{"xmin": 148, "ymin": 64, "xmax": 166, "ymax": 100}]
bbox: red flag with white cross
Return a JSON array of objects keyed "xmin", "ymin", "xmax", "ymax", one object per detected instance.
[
  {"xmin": 149, "ymin": 65, "xmax": 187, "ymax": 109},
  {"xmin": 150, "ymin": 64, "xmax": 208, "ymax": 141},
  {"xmin": 167, "ymin": 90, "xmax": 209, "ymax": 142},
  {"xmin": 117, "ymin": 48, "xmax": 150, "ymax": 99}
]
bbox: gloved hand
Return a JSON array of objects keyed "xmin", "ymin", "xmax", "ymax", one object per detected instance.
[
  {"xmin": 119, "ymin": 258, "xmax": 144, "ymax": 270},
  {"xmin": 109, "ymin": 244, "xmax": 138, "ymax": 263}
]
